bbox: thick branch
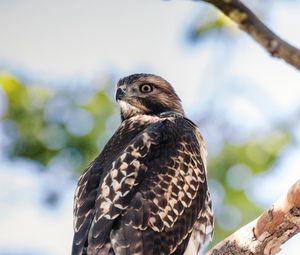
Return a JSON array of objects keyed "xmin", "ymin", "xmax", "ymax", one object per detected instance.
[
  {"xmin": 201, "ymin": 0, "xmax": 300, "ymax": 71},
  {"xmin": 206, "ymin": 180, "xmax": 300, "ymax": 255}
]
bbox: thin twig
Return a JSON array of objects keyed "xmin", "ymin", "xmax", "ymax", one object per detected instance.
[{"xmin": 201, "ymin": 0, "xmax": 300, "ymax": 71}]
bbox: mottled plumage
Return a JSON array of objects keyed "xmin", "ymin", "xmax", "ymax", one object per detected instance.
[{"xmin": 72, "ymin": 74, "xmax": 213, "ymax": 255}]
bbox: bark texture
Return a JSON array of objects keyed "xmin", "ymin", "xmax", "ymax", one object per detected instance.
[
  {"xmin": 201, "ymin": 0, "xmax": 300, "ymax": 71},
  {"xmin": 206, "ymin": 180, "xmax": 300, "ymax": 255}
]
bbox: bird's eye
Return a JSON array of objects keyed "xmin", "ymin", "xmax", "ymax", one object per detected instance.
[{"xmin": 139, "ymin": 84, "xmax": 153, "ymax": 93}]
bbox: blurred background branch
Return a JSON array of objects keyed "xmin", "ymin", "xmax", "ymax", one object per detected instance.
[{"xmin": 200, "ymin": 0, "xmax": 300, "ymax": 70}]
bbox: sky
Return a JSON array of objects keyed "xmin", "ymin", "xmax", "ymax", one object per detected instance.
[{"xmin": 0, "ymin": 0, "xmax": 300, "ymax": 254}]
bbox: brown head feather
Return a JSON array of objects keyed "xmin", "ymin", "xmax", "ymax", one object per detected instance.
[{"xmin": 116, "ymin": 74, "xmax": 184, "ymax": 120}]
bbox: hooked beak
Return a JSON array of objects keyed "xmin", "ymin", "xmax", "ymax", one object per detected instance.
[
  {"xmin": 115, "ymin": 85, "xmax": 126, "ymax": 101},
  {"xmin": 115, "ymin": 88, "xmax": 125, "ymax": 101}
]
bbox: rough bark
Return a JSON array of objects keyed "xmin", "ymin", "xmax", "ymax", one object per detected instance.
[
  {"xmin": 206, "ymin": 180, "xmax": 300, "ymax": 255},
  {"xmin": 199, "ymin": 0, "xmax": 300, "ymax": 71}
]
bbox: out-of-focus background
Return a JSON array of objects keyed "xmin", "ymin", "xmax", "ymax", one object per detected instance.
[{"xmin": 0, "ymin": 0, "xmax": 300, "ymax": 254}]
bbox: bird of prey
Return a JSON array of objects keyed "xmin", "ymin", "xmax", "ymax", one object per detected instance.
[{"xmin": 72, "ymin": 74, "xmax": 213, "ymax": 255}]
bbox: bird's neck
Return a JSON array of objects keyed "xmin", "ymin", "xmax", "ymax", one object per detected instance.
[
  {"xmin": 119, "ymin": 101, "xmax": 143, "ymax": 121},
  {"xmin": 119, "ymin": 100, "xmax": 185, "ymax": 122}
]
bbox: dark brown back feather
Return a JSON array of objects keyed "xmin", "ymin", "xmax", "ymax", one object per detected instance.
[{"xmin": 72, "ymin": 113, "xmax": 212, "ymax": 255}]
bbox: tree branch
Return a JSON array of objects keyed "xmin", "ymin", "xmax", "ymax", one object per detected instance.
[
  {"xmin": 206, "ymin": 180, "xmax": 300, "ymax": 255},
  {"xmin": 200, "ymin": 0, "xmax": 300, "ymax": 71}
]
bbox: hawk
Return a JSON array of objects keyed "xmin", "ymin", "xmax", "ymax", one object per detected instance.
[{"xmin": 72, "ymin": 74, "xmax": 213, "ymax": 255}]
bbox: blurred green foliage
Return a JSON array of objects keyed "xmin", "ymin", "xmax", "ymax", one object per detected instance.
[
  {"xmin": 0, "ymin": 72, "xmax": 116, "ymax": 174},
  {"xmin": 0, "ymin": 72, "xmax": 291, "ymax": 247},
  {"xmin": 207, "ymin": 132, "xmax": 290, "ymax": 245},
  {"xmin": 188, "ymin": 12, "xmax": 231, "ymax": 41},
  {"xmin": 188, "ymin": 1, "xmax": 276, "ymax": 42}
]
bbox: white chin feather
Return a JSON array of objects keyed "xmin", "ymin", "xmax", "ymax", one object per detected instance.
[{"xmin": 118, "ymin": 100, "xmax": 140, "ymax": 113}]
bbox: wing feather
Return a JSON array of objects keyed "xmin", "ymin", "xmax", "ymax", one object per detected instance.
[
  {"xmin": 87, "ymin": 122, "xmax": 165, "ymax": 252},
  {"xmin": 72, "ymin": 115, "xmax": 160, "ymax": 255}
]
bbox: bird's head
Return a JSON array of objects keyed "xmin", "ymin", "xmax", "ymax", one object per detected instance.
[{"xmin": 116, "ymin": 73, "xmax": 184, "ymax": 121}]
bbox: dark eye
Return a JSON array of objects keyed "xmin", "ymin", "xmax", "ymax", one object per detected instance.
[{"xmin": 139, "ymin": 84, "xmax": 153, "ymax": 93}]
